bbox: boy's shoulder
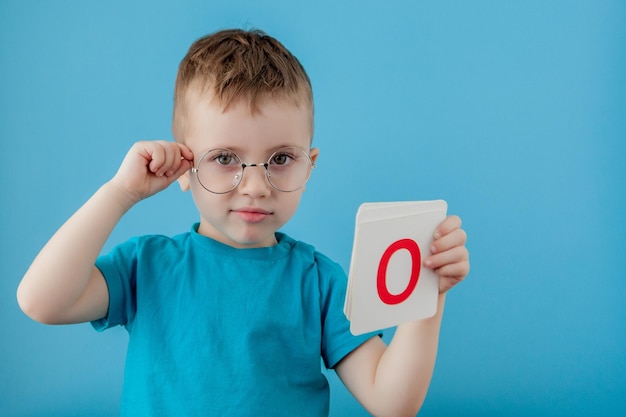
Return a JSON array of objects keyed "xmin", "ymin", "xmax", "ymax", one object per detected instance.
[
  {"xmin": 106, "ymin": 229, "xmax": 194, "ymax": 259},
  {"xmin": 277, "ymin": 232, "xmax": 343, "ymax": 276}
]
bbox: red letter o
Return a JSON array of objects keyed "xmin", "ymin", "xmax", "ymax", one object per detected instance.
[{"xmin": 376, "ymin": 239, "xmax": 421, "ymax": 305}]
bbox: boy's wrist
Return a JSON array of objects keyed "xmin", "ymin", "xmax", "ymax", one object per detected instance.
[{"xmin": 100, "ymin": 180, "xmax": 142, "ymax": 213}]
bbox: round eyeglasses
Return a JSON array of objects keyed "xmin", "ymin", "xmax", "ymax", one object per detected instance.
[{"xmin": 191, "ymin": 147, "xmax": 315, "ymax": 194}]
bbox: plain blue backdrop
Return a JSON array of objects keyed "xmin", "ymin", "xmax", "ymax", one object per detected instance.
[{"xmin": 1, "ymin": 1, "xmax": 625, "ymax": 416}]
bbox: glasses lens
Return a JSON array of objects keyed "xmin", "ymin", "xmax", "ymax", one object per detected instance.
[
  {"xmin": 266, "ymin": 147, "xmax": 313, "ymax": 192},
  {"xmin": 196, "ymin": 149, "xmax": 242, "ymax": 193}
]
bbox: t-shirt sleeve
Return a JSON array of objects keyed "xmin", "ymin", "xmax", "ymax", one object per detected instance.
[
  {"xmin": 91, "ymin": 238, "xmax": 139, "ymax": 332},
  {"xmin": 319, "ymin": 261, "xmax": 380, "ymax": 369}
]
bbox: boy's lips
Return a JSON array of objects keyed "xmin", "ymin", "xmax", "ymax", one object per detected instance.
[{"xmin": 231, "ymin": 207, "xmax": 272, "ymax": 223}]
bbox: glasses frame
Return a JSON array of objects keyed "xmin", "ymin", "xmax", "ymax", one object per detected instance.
[{"xmin": 191, "ymin": 147, "xmax": 316, "ymax": 194}]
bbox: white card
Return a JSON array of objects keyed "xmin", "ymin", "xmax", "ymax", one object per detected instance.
[{"xmin": 344, "ymin": 200, "xmax": 447, "ymax": 335}]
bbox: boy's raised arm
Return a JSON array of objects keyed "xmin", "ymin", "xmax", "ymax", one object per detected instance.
[
  {"xmin": 17, "ymin": 141, "xmax": 193, "ymax": 325},
  {"xmin": 335, "ymin": 216, "xmax": 469, "ymax": 417},
  {"xmin": 336, "ymin": 295, "xmax": 446, "ymax": 417}
]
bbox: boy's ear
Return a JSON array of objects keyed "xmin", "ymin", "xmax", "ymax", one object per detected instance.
[
  {"xmin": 177, "ymin": 170, "xmax": 191, "ymax": 192},
  {"xmin": 309, "ymin": 147, "xmax": 320, "ymax": 165}
]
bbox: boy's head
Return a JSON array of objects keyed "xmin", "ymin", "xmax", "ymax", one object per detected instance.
[
  {"xmin": 172, "ymin": 29, "xmax": 313, "ymax": 142},
  {"xmin": 173, "ymin": 29, "xmax": 319, "ymax": 249}
]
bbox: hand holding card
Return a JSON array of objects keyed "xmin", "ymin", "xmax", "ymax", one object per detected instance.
[{"xmin": 344, "ymin": 200, "xmax": 447, "ymax": 335}]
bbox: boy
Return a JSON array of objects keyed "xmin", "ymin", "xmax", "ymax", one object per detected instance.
[{"xmin": 17, "ymin": 29, "xmax": 469, "ymax": 416}]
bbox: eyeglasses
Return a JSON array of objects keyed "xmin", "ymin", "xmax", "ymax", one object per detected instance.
[{"xmin": 191, "ymin": 147, "xmax": 315, "ymax": 194}]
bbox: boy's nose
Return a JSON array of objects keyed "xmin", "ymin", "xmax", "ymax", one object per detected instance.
[{"xmin": 236, "ymin": 165, "xmax": 272, "ymax": 198}]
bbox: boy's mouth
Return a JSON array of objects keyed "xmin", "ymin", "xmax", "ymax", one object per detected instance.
[{"xmin": 231, "ymin": 207, "xmax": 272, "ymax": 223}]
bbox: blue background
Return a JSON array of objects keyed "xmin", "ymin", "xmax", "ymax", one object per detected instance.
[{"xmin": 1, "ymin": 1, "xmax": 625, "ymax": 416}]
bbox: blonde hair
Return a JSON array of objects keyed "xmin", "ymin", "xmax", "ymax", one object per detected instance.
[{"xmin": 172, "ymin": 29, "xmax": 313, "ymax": 141}]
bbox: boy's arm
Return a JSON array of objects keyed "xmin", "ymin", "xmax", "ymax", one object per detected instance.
[
  {"xmin": 335, "ymin": 216, "xmax": 469, "ymax": 417},
  {"xmin": 17, "ymin": 141, "xmax": 193, "ymax": 325}
]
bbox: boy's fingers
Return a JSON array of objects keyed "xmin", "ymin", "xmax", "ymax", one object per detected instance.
[
  {"xmin": 145, "ymin": 144, "xmax": 167, "ymax": 175},
  {"xmin": 169, "ymin": 145, "xmax": 194, "ymax": 177},
  {"xmin": 434, "ymin": 215, "xmax": 462, "ymax": 239},
  {"xmin": 170, "ymin": 158, "xmax": 193, "ymax": 179},
  {"xmin": 178, "ymin": 143, "xmax": 195, "ymax": 162},
  {"xmin": 439, "ymin": 269, "xmax": 468, "ymax": 292},
  {"xmin": 147, "ymin": 141, "xmax": 192, "ymax": 177},
  {"xmin": 431, "ymin": 228, "xmax": 467, "ymax": 254},
  {"xmin": 164, "ymin": 146, "xmax": 182, "ymax": 177},
  {"xmin": 436, "ymin": 259, "xmax": 470, "ymax": 278},
  {"xmin": 425, "ymin": 245, "xmax": 469, "ymax": 270}
]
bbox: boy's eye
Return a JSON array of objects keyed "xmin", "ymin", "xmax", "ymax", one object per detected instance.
[
  {"xmin": 270, "ymin": 153, "xmax": 292, "ymax": 165},
  {"xmin": 215, "ymin": 153, "xmax": 237, "ymax": 165}
]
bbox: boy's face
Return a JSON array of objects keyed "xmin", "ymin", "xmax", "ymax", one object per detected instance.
[{"xmin": 178, "ymin": 92, "xmax": 318, "ymax": 248}]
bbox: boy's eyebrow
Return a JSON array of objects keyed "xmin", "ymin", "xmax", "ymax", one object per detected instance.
[{"xmin": 198, "ymin": 143, "xmax": 311, "ymax": 156}]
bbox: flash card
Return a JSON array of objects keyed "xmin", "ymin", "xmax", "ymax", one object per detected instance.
[{"xmin": 344, "ymin": 200, "xmax": 447, "ymax": 335}]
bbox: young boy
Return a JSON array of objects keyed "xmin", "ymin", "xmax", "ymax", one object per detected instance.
[{"xmin": 17, "ymin": 29, "xmax": 469, "ymax": 417}]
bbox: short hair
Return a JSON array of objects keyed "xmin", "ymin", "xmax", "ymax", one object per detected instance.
[{"xmin": 172, "ymin": 29, "xmax": 313, "ymax": 141}]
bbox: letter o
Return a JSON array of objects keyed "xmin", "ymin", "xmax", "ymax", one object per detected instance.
[{"xmin": 376, "ymin": 238, "xmax": 421, "ymax": 305}]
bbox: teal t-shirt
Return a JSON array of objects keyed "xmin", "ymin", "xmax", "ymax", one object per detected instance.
[{"xmin": 92, "ymin": 224, "xmax": 376, "ymax": 416}]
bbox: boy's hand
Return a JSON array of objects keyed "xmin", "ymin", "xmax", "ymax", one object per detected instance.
[
  {"xmin": 110, "ymin": 140, "xmax": 194, "ymax": 205},
  {"xmin": 424, "ymin": 215, "xmax": 470, "ymax": 293}
]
